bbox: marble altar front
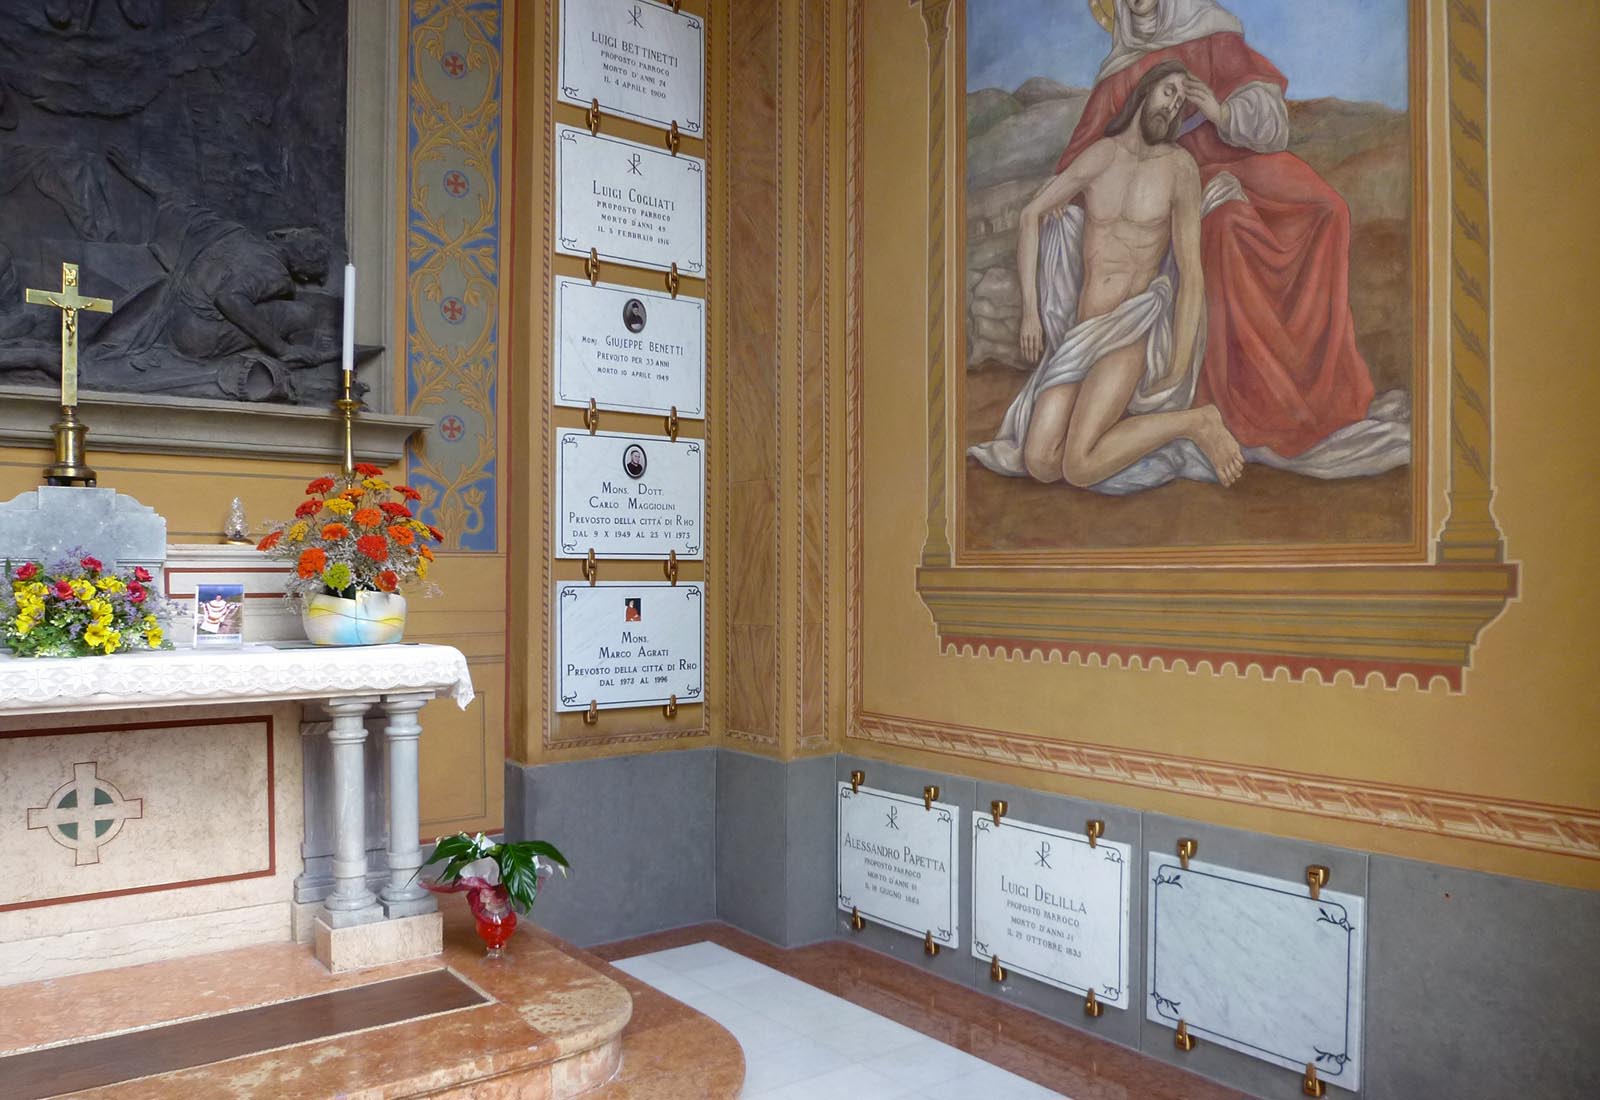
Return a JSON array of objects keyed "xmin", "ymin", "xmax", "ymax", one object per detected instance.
[{"xmin": 0, "ymin": 644, "xmax": 474, "ymax": 983}]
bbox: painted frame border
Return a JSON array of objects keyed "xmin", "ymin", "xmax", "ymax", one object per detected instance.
[
  {"xmin": 905, "ymin": 0, "xmax": 1515, "ymax": 692},
  {"xmin": 843, "ymin": 1, "xmax": 1596, "ymax": 862}
]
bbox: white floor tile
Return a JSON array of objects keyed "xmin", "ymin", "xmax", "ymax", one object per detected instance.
[
  {"xmin": 622, "ymin": 942, "xmax": 1068, "ymax": 1100},
  {"xmin": 736, "ymin": 1034, "xmax": 853, "ymax": 1095},
  {"xmin": 754, "ymin": 1063, "xmax": 909, "ymax": 1100}
]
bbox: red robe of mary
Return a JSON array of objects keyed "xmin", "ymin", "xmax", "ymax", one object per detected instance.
[{"xmin": 1054, "ymin": 33, "xmax": 1374, "ymax": 457}]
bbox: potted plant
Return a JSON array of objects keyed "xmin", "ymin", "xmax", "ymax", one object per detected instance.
[
  {"xmin": 256, "ymin": 464, "xmax": 443, "ymax": 645},
  {"xmin": 2, "ymin": 553, "xmax": 174, "ymax": 658},
  {"xmin": 419, "ymin": 832, "xmax": 570, "ymax": 957}
]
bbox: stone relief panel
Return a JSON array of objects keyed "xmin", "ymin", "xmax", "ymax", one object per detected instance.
[{"xmin": 0, "ymin": 0, "xmax": 354, "ymax": 407}]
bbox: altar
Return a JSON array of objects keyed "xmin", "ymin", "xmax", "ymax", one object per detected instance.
[{"xmin": 0, "ymin": 643, "xmax": 474, "ymax": 983}]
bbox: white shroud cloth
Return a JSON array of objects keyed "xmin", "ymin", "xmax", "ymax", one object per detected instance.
[{"xmin": 967, "ymin": 177, "xmax": 1411, "ymax": 495}]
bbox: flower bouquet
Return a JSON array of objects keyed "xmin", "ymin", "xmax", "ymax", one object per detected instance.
[
  {"xmin": 1, "ymin": 554, "xmax": 174, "ymax": 658},
  {"xmin": 419, "ymin": 832, "xmax": 570, "ymax": 957},
  {"xmin": 256, "ymin": 463, "xmax": 443, "ymax": 645}
]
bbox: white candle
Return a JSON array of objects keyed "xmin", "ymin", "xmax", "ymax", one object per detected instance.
[{"xmin": 341, "ymin": 263, "xmax": 356, "ymax": 375}]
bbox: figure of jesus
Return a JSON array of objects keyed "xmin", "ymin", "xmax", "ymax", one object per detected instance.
[{"xmin": 1015, "ymin": 61, "xmax": 1242, "ymax": 487}]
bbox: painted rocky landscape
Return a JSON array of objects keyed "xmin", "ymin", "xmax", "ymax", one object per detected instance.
[{"xmin": 962, "ymin": 79, "xmax": 1417, "ymax": 554}]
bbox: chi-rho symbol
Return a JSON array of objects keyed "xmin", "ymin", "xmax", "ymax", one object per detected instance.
[{"xmin": 27, "ymin": 762, "xmax": 143, "ymax": 866}]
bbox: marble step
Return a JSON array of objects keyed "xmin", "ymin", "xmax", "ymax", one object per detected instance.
[{"xmin": 0, "ymin": 906, "xmax": 715, "ymax": 1099}]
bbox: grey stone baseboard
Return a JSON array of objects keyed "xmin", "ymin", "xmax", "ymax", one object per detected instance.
[{"xmin": 504, "ymin": 747, "xmax": 1600, "ymax": 1099}]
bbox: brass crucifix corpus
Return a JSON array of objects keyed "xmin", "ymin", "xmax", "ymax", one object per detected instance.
[
  {"xmin": 25, "ymin": 261, "xmax": 113, "ymax": 408},
  {"xmin": 24, "ymin": 262, "xmax": 113, "ymax": 485}
]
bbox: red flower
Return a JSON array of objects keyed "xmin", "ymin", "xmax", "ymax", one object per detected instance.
[
  {"xmin": 426, "ymin": 525, "xmax": 444, "ymax": 542},
  {"xmin": 133, "ymin": 566, "xmax": 153, "ymax": 583},
  {"xmin": 54, "ymin": 579, "xmax": 74, "ymax": 599},
  {"xmin": 376, "ymin": 570, "xmax": 399, "ymax": 593},
  {"xmin": 257, "ymin": 530, "xmax": 284, "ymax": 552},
  {"xmin": 380, "ymin": 501, "xmax": 413, "ymax": 519},
  {"xmin": 354, "ymin": 462, "xmax": 384, "ymax": 478},
  {"xmin": 306, "ymin": 476, "xmax": 336, "ymax": 495},
  {"xmin": 356, "ymin": 534, "xmax": 389, "ymax": 562},
  {"xmin": 387, "ymin": 524, "xmax": 415, "ymax": 546},
  {"xmin": 320, "ymin": 523, "xmax": 350, "ymax": 541},
  {"xmin": 396, "ymin": 486, "xmax": 422, "ymax": 502},
  {"xmin": 15, "ymin": 562, "xmax": 38, "ymax": 581},
  {"xmin": 297, "ymin": 547, "xmax": 327, "ymax": 579},
  {"xmin": 80, "ymin": 556, "xmax": 103, "ymax": 572},
  {"xmin": 295, "ymin": 499, "xmax": 323, "ymax": 519},
  {"xmin": 128, "ymin": 581, "xmax": 147, "ymax": 604}
]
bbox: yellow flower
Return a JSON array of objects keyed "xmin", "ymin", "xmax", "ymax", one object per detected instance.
[
  {"xmin": 362, "ymin": 477, "xmax": 390, "ymax": 492},
  {"xmin": 325, "ymin": 498, "xmax": 355, "ymax": 516},
  {"xmin": 142, "ymin": 614, "xmax": 158, "ymax": 629},
  {"xmin": 408, "ymin": 519, "xmax": 430, "ymax": 535},
  {"xmin": 15, "ymin": 613, "xmax": 36, "ymax": 636},
  {"xmin": 70, "ymin": 579, "xmax": 95, "ymax": 601},
  {"xmin": 96, "ymin": 575, "xmax": 126, "ymax": 594},
  {"xmin": 144, "ymin": 626, "xmax": 165, "ymax": 648},
  {"xmin": 88, "ymin": 598, "xmax": 114, "ymax": 625},
  {"xmin": 25, "ymin": 582, "xmax": 48, "ymax": 599},
  {"xmin": 416, "ymin": 556, "xmax": 430, "ymax": 580},
  {"xmin": 101, "ymin": 629, "xmax": 121, "ymax": 655},
  {"xmin": 84, "ymin": 622, "xmax": 109, "ymax": 648},
  {"xmin": 286, "ymin": 521, "xmax": 310, "ymax": 542}
]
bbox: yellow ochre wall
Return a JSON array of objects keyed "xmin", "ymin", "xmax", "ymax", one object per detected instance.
[{"xmin": 842, "ymin": 0, "xmax": 1600, "ymax": 890}]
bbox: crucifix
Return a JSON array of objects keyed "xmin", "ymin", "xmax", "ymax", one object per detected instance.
[{"xmin": 24, "ymin": 261, "xmax": 113, "ymax": 486}]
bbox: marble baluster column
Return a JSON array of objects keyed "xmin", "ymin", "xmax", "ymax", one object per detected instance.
[
  {"xmin": 321, "ymin": 695, "xmax": 384, "ymax": 927},
  {"xmin": 379, "ymin": 691, "xmax": 437, "ymax": 918}
]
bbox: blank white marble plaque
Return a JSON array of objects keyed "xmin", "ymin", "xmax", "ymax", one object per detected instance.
[
  {"xmin": 556, "ymin": 430, "xmax": 703, "ymax": 560},
  {"xmin": 1147, "ymin": 856, "xmax": 1365, "ymax": 1088},
  {"xmin": 559, "ymin": 0, "xmax": 704, "ymax": 134},
  {"xmin": 555, "ymin": 126, "xmax": 705, "ymax": 275},
  {"xmin": 837, "ymin": 783, "xmax": 959, "ymax": 948},
  {"xmin": 553, "ymin": 276, "xmax": 705, "ymax": 417},
  {"xmin": 971, "ymin": 814, "xmax": 1132, "ymax": 1007},
  {"xmin": 555, "ymin": 581, "xmax": 703, "ymax": 711}
]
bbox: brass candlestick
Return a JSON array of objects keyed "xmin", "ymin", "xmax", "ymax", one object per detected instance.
[
  {"xmin": 45, "ymin": 405, "xmax": 96, "ymax": 486},
  {"xmin": 335, "ymin": 371, "xmax": 358, "ymax": 476}
]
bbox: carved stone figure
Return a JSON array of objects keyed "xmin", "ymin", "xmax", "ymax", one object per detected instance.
[{"xmin": 0, "ymin": 0, "xmax": 353, "ymax": 406}]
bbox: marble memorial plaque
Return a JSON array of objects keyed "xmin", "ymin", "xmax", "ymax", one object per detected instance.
[
  {"xmin": 555, "ymin": 581, "xmax": 703, "ymax": 711},
  {"xmin": 556, "ymin": 429, "xmax": 703, "ymax": 560},
  {"xmin": 837, "ymin": 783, "xmax": 959, "ymax": 948},
  {"xmin": 1148, "ymin": 856, "xmax": 1366, "ymax": 1088},
  {"xmin": 971, "ymin": 814, "xmax": 1131, "ymax": 1008},
  {"xmin": 559, "ymin": 0, "xmax": 705, "ymax": 135},
  {"xmin": 556, "ymin": 126, "xmax": 705, "ymax": 275},
  {"xmin": 553, "ymin": 276, "xmax": 705, "ymax": 417}
]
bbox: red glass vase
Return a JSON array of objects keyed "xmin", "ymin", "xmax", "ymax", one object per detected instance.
[{"xmin": 467, "ymin": 885, "xmax": 517, "ymax": 958}]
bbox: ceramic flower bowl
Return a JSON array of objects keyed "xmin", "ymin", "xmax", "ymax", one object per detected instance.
[{"xmin": 302, "ymin": 591, "xmax": 407, "ymax": 646}]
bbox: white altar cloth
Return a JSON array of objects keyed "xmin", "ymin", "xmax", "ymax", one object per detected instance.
[{"xmin": 0, "ymin": 643, "xmax": 474, "ymax": 717}]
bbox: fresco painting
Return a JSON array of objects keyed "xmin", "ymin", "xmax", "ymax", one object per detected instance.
[{"xmin": 961, "ymin": 0, "xmax": 1420, "ymax": 555}]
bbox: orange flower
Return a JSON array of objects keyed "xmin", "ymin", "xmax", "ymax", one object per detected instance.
[
  {"xmin": 426, "ymin": 525, "xmax": 444, "ymax": 542},
  {"xmin": 356, "ymin": 534, "xmax": 389, "ymax": 562},
  {"xmin": 320, "ymin": 523, "xmax": 350, "ymax": 541},
  {"xmin": 353, "ymin": 507, "xmax": 383, "ymax": 528},
  {"xmin": 295, "ymin": 499, "xmax": 323, "ymax": 518},
  {"xmin": 355, "ymin": 462, "xmax": 384, "ymax": 478},
  {"xmin": 297, "ymin": 547, "xmax": 327, "ymax": 579},
  {"xmin": 257, "ymin": 530, "xmax": 283, "ymax": 552},
  {"xmin": 420, "ymin": 546, "xmax": 435, "ymax": 561},
  {"xmin": 340, "ymin": 486, "xmax": 366, "ymax": 502},
  {"xmin": 388, "ymin": 524, "xmax": 415, "ymax": 546},
  {"xmin": 376, "ymin": 570, "xmax": 399, "ymax": 592},
  {"xmin": 306, "ymin": 476, "xmax": 336, "ymax": 495},
  {"xmin": 380, "ymin": 501, "xmax": 413, "ymax": 519}
]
